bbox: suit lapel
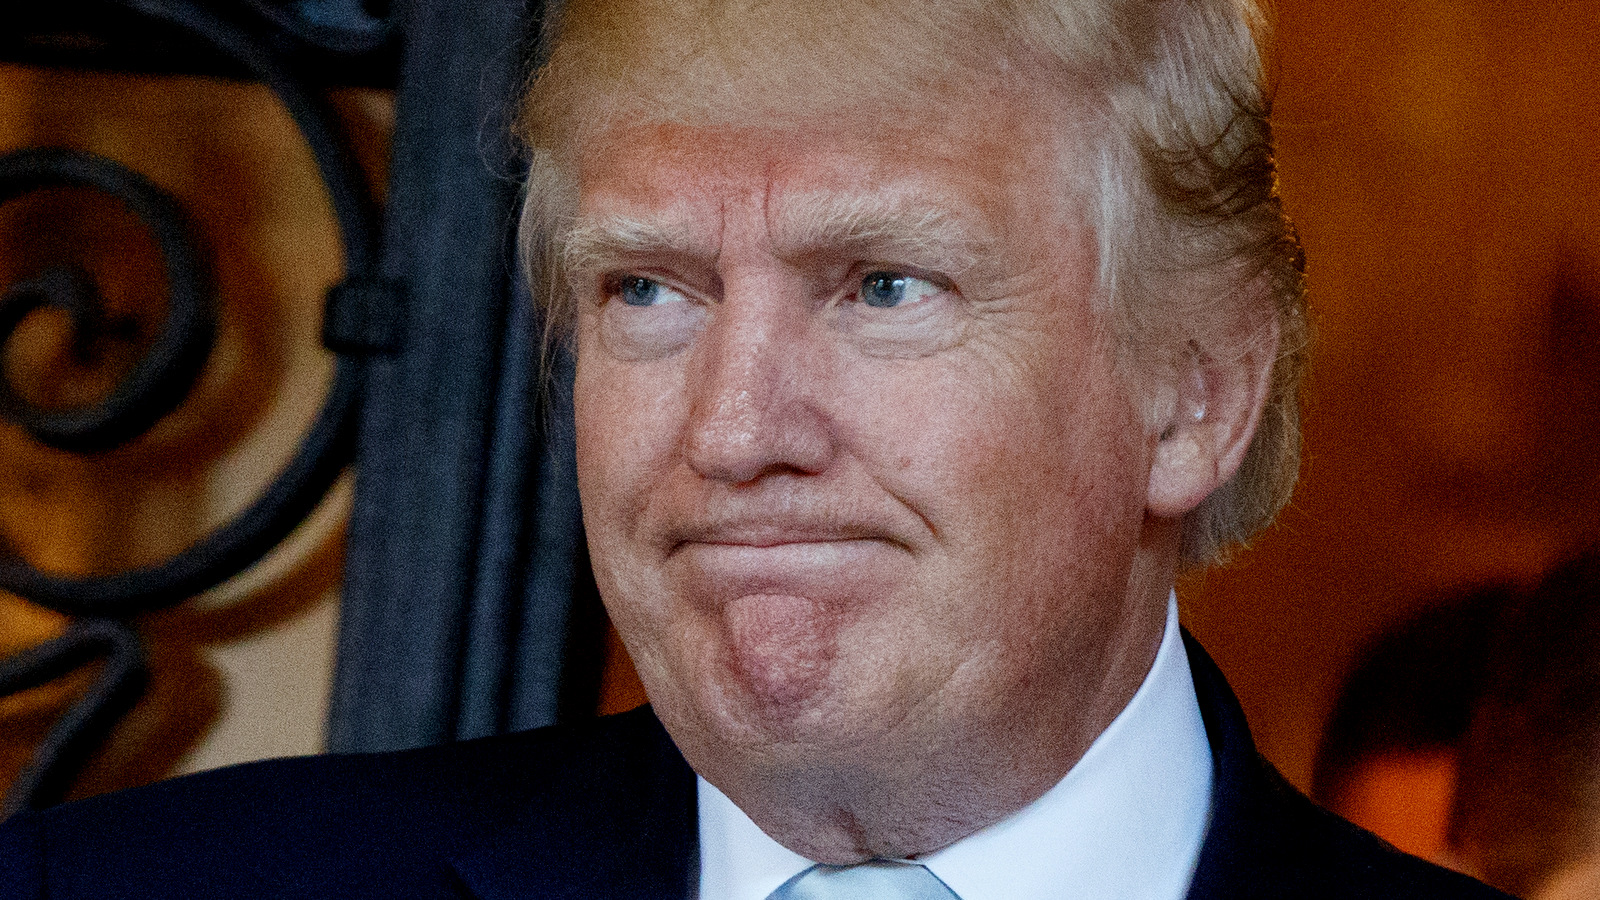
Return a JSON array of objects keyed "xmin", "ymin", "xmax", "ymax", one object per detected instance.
[
  {"xmin": 449, "ymin": 707, "xmax": 698, "ymax": 900},
  {"xmin": 1183, "ymin": 630, "xmax": 1343, "ymax": 899},
  {"xmin": 1182, "ymin": 630, "xmax": 1275, "ymax": 899}
]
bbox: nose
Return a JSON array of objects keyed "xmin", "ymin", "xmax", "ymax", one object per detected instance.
[{"xmin": 681, "ymin": 286, "xmax": 836, "ymax": 484}]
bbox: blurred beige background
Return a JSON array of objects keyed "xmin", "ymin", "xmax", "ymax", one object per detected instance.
[
  {"xmin": 0, "ymin": 65, "xmax": 387, "ymax": 799},
  {"xmin": 2, "ymin": 0, "xmax": 1598, "ymax": 813}
]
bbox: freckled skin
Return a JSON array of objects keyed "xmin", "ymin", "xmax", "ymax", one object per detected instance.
[{"xmin": 570, "ymin": 87, "xmax": 1262, "ymax": 861}]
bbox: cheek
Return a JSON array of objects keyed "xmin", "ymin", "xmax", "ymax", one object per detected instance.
[
  {"xmin": 574, "ymin": 353, "xmax": 686, "ymax": 670},
  {"xmin": 973, "ymin": 392, "xmax": 1142, "ymax": 588},
  {"xmin": 871, "ymin": 342, "xmax": 1140, "ymax": 534},
  {"xmin": 855, "ymin": 336, "xmax": 1146, "ymax": 641},
  {"xmin": 572, "ymin": 353, "xmax": 620, "ymax": 513},
  {"xmin": 574, "ymin": 331, "xmax": 679, "ymax": 494},
  {"xmin": 572, "ymin": 343, "xmax": 684, "ymax": 597}
]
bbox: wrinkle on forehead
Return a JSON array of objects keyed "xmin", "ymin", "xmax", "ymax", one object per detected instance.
[
  {"xmin": 566, "ymin": 189, "xmax": 994, "ymax": 284},
  {"xmin": 764, "ymin": 190, "xmax": 990, "ymax": 275},
  {"xmin": 567, "ymin": 133, "xmax": 1009, "ymax": 280},
  {"xmin": 567, "ymin": 119, "xmax": 1026, "ymax": 275}
]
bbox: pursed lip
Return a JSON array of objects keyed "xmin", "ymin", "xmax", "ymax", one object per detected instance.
[
  {"xmin": 664, "ymin": 521, "xmax": 913, "ymax": 555},
  {"xmin": 660, "ymin": 516, "xmax": 915, "ymax": 608},
  {"xmin": 669, "ymin": 537, "xmax": 906, "ymax": 611}
]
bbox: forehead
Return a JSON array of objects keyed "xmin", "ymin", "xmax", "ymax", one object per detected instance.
[{"xmin": 570, "ymin": 100, "xmax": 1071, "ymax": 261}]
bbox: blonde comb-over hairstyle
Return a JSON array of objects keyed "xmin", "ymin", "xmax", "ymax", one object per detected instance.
[{"xmin": 516, "ymin": 0, "xmax": 1309, "ymax": 567}]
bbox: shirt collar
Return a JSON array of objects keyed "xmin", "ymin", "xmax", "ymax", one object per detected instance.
[{"xmin": 697, "ymin": 594, "xmax": 1212, "ymax": 900}]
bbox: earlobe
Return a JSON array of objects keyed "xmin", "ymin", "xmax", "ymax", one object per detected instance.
[{"xmin": 1146, "ymin": 321, "xmax": 1279, "ymax": 519}]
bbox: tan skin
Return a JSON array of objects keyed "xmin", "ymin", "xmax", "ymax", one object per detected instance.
[{"xmin": 569, "ymin": 85, "xmax": 1275, "ymax": 862}]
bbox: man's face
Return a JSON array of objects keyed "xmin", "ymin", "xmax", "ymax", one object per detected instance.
[{"xmin": 570, "ymin": 92, "xmax": 1160, "ymax": 805}]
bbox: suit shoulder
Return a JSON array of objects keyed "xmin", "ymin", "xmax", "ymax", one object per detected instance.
[
  {"xmin": 0, "ymin": 707, "xmax": 673, "ymax": 899},
  {"xmin": 1211, "ymin": 760, "xmax": 1511, "ymax": 900},
  {"xmin": 46, "ymin": 704, "xmax": 655, "ymax": 821},
  {"xmin": 1183, "ymin": 635, "xmax": 1510, "ymax": 900}
]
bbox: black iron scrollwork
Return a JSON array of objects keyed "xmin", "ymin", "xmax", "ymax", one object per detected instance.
[
  {"xmin": 0, "ymin": 147, "xmax": 215, "ymax": 454},
  {"xmin": 0, "ymin": 0, "xmax": 398, "ymax": 817},
  {"xmin": 0, "ymin": 620, "xmax": 146, "ymax": 820}
]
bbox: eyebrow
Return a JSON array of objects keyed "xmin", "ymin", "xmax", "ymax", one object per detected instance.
[
  {"xmin": 562, "ymin": 215, "xmax": 704, "ymax": 279},
  {"xmin": 561, "ymin": 194, "xmax": 990, "ymax": 280}
]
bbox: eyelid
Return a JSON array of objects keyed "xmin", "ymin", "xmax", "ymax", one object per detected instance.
[
  {"xmin": 861, "ymin": 261, "xmax": 957, "ymax": 287},
  {"xmin": 599, "ymin": 271, "xmax": 644, "ymax": 298}
]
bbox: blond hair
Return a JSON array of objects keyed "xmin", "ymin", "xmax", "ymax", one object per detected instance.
[{"xmin": 517, "ymin": 0, "xmax": 1309, "ymax": 566}]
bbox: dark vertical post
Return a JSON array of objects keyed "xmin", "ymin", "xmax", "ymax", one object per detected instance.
[{"xmin": 328, "ymin": 0, "xmax": 594, "ymax": 752}]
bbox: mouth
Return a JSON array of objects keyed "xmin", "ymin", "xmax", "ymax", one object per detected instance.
[
  {"xmin": 677, "ymin": 538, "xmax": 894, "ymax": 567},
  {"xmin": 665, "ymin": 512, "xmax": 916, "ymax": 555},
  {"xmin": 665, "ymin": 521, "xmax": 911, "ymax": 611},
  {"xmin": 674, "ymin": 537, "xmax": 903, "ymax": 578}
]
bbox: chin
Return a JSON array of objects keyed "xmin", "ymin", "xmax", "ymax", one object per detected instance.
[
  {"xmin": 670, "ymin": 649, "xmax": 882, "ymax": 760},
  {"xmin": 698, "ymin": 654, "xmax": 843, "ymax": 744}
]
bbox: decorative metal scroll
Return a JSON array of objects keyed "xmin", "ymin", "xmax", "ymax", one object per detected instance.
[
  {"xmin": 0, "ymin": 0, "xmax": 396, "ymax": 818},
  {"xmin": 0, "ymin": 148, "xmax": 215, "ymax": 455},
  {"xmin": 0, "ymin": 620, "xmax": 145, "ymax": 819}
]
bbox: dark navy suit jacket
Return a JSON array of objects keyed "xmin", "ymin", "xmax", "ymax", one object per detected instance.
[{"xmin": 0, "ymin": 636, "xmax": 1510, "ymax": 899}]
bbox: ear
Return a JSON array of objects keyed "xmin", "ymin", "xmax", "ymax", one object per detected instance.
[{"xmin": 1145, "ymin": 313, "xmax": 1280, "ymax": 519}]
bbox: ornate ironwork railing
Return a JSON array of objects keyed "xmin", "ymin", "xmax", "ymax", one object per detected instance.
[{"xmin": 0, "ymin": 0, "xmax": 399, "ymax": 818}]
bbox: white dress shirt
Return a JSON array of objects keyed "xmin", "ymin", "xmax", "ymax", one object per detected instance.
[{"xmin": 697, "ymin": 594, "xmax": 1213, "ymax": 900}]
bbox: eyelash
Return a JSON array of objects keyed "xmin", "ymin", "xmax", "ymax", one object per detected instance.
[
  {"xmin": 854, "ymin": 265, "xmax": 955, "ymax": 303},
  {"xmin": 599, "ymin": 272, "xmax": 677, "ymax": 305}
]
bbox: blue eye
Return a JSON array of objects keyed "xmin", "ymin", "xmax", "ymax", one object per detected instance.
[
  {"xmin": 608, "ymin": 275, "xmax": 690, "ymax": 308},
  {"xmin": 861, "ymin": 273, "xmax": 907, "ymax": 308},
  {"xmin": 619, "ymin": 276, "xmax": 662, "ymax": 307},
  {"xmin": 859, "ymin": 272, "xmax": 941, "ymax": 309}
]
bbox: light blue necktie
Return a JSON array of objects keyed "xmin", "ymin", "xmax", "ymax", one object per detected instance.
[{"xmin": 765, "ymin": 860, "xmax": 963, "ymax": 900}]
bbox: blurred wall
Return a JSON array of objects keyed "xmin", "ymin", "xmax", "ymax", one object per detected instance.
[{"xmin": 1182, "ymin": 0, "xmax": 1600, "ymax": 789}]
